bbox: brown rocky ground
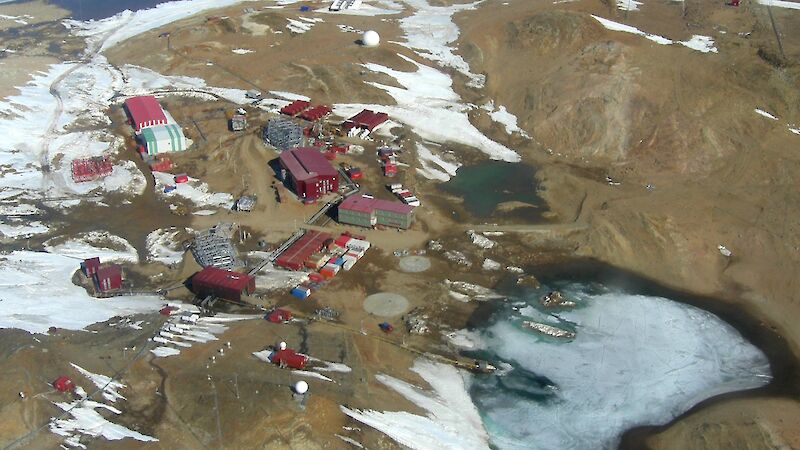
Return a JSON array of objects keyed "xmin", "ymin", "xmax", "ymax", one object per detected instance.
[{"xmin": 457, "ymin": 0, "xmax": 800, "ymax": 448}]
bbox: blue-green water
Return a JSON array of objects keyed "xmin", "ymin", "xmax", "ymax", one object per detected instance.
[{"xmin": 440, "ymin": 161, "xmax": 543, "ymax": 221}]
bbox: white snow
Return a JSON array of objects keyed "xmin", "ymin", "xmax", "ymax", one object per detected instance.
[
  {"xmin": 231, "ymin": 48, "xmax": 255, "ymax": 54},
  {"xmin": 50, "ymin": 399, "xmax": 157, "ymax": 444},
  {"xmin": 467, "ymin": 230, "xmax": 495, "ymax": 249},
  {"xmin": 445, "ymin": 329, "xmax": 486, "ymax": 350},
  {"xmin": 320, "ymin": 1, "xmax": 402, "ymax": 16},
  {"xmin": 146, "ymin": 227, "xmax": 193, "ymax": 265},
  {"xmin": 680, "ymin": 35, "xmax": 719, "ymax": 53},
  {"xmin": 270, "ymin": 90, "xmax": 311, "ymax": 101},
  {"xmin": 286, "ymin": 18, "xmax": 316, "ymax": 33},
  {"xmin": 308, "ymin": 357, "xmax": 354, "ymax": 373},
  {"xmin": 67, "ymin": 0, "xmax": 260, "ymax": 53},
  {"xmin": 0, "ymin": 220, "xmax": 49, "ymax": 239},
  {"xmin": 790, "ymin": 125, "xmax": 800, "ymax": 135},
  {"xmin": 0, "ymin": 251, "xmax": 162, "ymax": 334},
  {"xmin": 293, "ymin": 370, "xmax": 335, "ymax": 382},
  {"xmin": 336, "ymin": 434, "xmax": 365, "ymax": 448},
  {"xmin": 415, "ymin": 143, "xmax": 461, "ymax": 181},
  {"xmin": 398, "ymin": 0, "xmax": 485, "ymax": 88},
  {"xmin": 718, "ymin": 244, "xmax": 733, "ymax": 257},
  {"xmin": 481, "ymin": 102, "xmax": 530, "ymax": 137},
  {"xmin": 617, "ymin": 0, "xmax": 643, "ymax": 10},
  {"xmin": 755, "ymin": 108, "xmax": 779, "ymax": 120},
  {"xmin": 482, "ymin": 258, "xmax": 501, "ymax": 271},
  {"xmin": 71, "ymin": 363, "xmax": 126, "ymax": 403},
  {"xmin": 252, "ymin": 260, "xmax": 310, "ymax": 291},
  {"xmin": 0, "ymin": 203, "xmax": 41, "ymax": 216},
  {"xmin": 341, "ymin": 359, "xmax": 488, "ymax": 449},
  {"xmin": 153, "ymin": 172, "xmax": 234, "ymax": 210},
  {"xmin": 757, "ymin": 0, "xmax": 800, "ymax": 9},
  {"xmin": 476, "ymin": 289, "xmax": 771, "ymax": 449},
  {"xmin": 150, "ymin": 306, "xmax": 251, "ymax": 358},
  {"xmin": 592, "ymin": 16, "xmax": 718, "ymax": 53},
  {"xmin": 44, "ymin": 231, "xmax": 139, "ymax": 263},
  {"xmin": 337, "ymin": 55, "xmax": 519, "ymax": 162}
]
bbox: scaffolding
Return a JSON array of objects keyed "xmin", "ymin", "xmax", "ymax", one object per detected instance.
[
  {"xmin": 190, "ymin": 223, "xmax": 242, "ymax": 270},
  {"xmin": 263, "ymin": 117, "xmax": 304, "ymax": 151}
]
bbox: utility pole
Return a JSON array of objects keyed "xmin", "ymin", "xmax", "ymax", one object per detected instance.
[{"xmin": 767, "ymin": 0, "xmax": 786, "ymax": 59}]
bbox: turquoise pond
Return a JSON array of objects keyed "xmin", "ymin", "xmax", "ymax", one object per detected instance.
[{"xmin": 439, "ymin": 161, "xmax": 544, "ymax": 221}]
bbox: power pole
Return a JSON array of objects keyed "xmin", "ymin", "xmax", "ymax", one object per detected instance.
[{"xmin": 767, "ymin": 1, "xmax": 786, "ymax": 59}]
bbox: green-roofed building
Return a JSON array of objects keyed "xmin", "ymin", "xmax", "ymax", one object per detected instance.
[{"xmin": 140, "ymin": 124, "xmax": 190, "ymax": 156}]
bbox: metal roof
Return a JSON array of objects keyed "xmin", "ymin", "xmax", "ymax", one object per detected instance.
[
  {"xmin": 193, "ymin": 267, "xmax": 254, "ymax": 291},
  {"xmin": 141, "ymin": 124, "xmax": 187, "ymax": 152},
  {"xmin": 340, "ymin": 195, "xmax": 414, "ymax": 215},
  {"xmin": 279, "ymin": 147, "xmax": 337, "ymax": 182},
  {"xmin": 124, "ymin": 96, "xmax": 167, "ymax": 129}
]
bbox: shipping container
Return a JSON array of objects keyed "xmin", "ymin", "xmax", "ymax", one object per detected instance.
[
  {"xmin": 174, "ymin": 173, "xmax": 189, "ymax": 183},
  {"xmin": 164, "ymin": 185, "xmax": 176, "ymax": 193},
  {"xmin": 291, "ymin": 286, "xmax": 311, "ymax": 300},
  {"xmin": 346, "ymin": 238, "xmax": 371, "ymax": 251}
]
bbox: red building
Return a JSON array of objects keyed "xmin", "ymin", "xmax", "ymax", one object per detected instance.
[
  {"xmin": 82, "ymin": 257, "xmax": 100, "ymax": 277},
  {"xmin": 275, "ymin": 230, "xmax": 332, "ymax": 270},
  {"xmin": 124, "ymin": 96, "xmax": 168, "ymax": 132},
  {"xmin": 192, "ymin": 267, "xmax": 256, "ymax": 301},
  {"xmin": 95, "ymin": 265, "xmax": 123, "ymax": 292},
  {"xmin": 280, "ymin": 100, "xmax": 310, "ymax": 116},
  {"xmin": 299, "ymin": 105, "xmax": 331, "ymax": 122},
  {"xmin": 53, "ymin": 376, "xmax": 75, "ymax": 393},
  {"xmin": 278, "ymin": 147, "xmax": 339, "ymax": 202},
  {"xmin": 269, "ymin": 348, "xmax": 308, "ymax": 369},
  {"xmin": 342, "ymin": 109, "xmax": 389, "ymax": 135}
]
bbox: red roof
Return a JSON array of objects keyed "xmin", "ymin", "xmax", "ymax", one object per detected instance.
[
  {"xmin": 267, "ymin": 309, "xmax": 293, "ymax": 323},
  {"xmin": 124, "ymin": 96, "xmax": 167, "ymax": 131},
  {"xmin": 280, "ymin": 100, "xmax": 311, "ymax": 116},
  {"xmin": 72, "ymin": 157, "xmax": 113, "ymax": 182},
  {"xmin": 270, "ymin": 348, "xmax": 308, "ymax": 369},
  {"xmin": 276, "ymin": 230, "xmax": 332, "ymax": 270},
  {"xmin": 82, "ymin": 257, "xmax": 100, "ymax": 276},
  {"xmin": 193, "ymin": 267, "xmax": 255, "ymax": 293},
  {"xmin": 340, "ymin": 195, "xmax": 414, "ymax": 215},
  {"xmin": 344, "ymin": 109, "xmax": 389, "ymax": 131},
  {"xmin": 53, "ymin": 376, "xmax": 75, "ymax": 393},
  {"xmin": 299, "ymin": 105, "xmax": 331, "ymax": 121},
  {"xmin": 279, "ymin": 147, "xmax": 338, "ymax": 182},
  {"xmin": 95, "ymin": 265, "xmax": 123, "ymax": 292}
]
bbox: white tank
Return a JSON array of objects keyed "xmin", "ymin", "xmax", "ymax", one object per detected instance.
[
  {"xmin": 279, "ymin": 341, "xmax": 287, "ymax": 350},
  {"xmin": 294, "ymin": 380, "xmax": 309, "ymax": 394},
  {"xmin": 361, "ymin": 30, "xmax": 380, "ymax": 47}
]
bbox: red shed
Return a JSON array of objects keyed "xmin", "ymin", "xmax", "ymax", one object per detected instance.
[
  {"xmin": 278, "ymin": 147, "xmax": 339, "ymax": 201},
  {"xmin": 192, "ymin": 267, "xmax": 256, "ymax": 301},
  {"xmin": 82, "ymin": 257, "xmax": 100, "ymax": 277},
  {"xmin": 280, "ymin": 100, "xmax": 311, "ymax": 116},
  {"xmin": 124, "ymin": 96, "xmax": 168, "ymax": 132},
  {"xmin": 53, "ymin": 376, "xmax": 75, "ymax": 393},
  {"xmin": 276, "ymin": 230, "xmax": 332, "ymax": 270},
  {"xmin": 95, "ymin": 265, "xmax": 123, "ymax": 292},
  {"xmin": 270, "ymin": 348, "xmax": 308, "ymax": 369}
]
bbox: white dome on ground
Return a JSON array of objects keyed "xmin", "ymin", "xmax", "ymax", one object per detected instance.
[
  {"xmin": 362, "ymin": 30, "xmax": 380, "ymax": 47},
  {"xmin": 279, "ymin": 341, "xmax": 287, "ymax": 350},
  {"xmin": 294, "ymin": 380, "xmax": 309, "ymax": 394}
]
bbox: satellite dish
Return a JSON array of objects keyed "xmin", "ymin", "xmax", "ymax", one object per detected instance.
[
  {"xmin": 361, "ymin": 30, "xmax": 380, "ymax": 47},
  {"xmin": 294, "ymin": 380, "xmax": 309, "ymax": 394},
  {"xmin": 279, "ymin": 341, "xmax": 287, "ymax": 350}
]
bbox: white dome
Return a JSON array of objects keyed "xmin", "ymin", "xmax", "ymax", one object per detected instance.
[
  {"xmin": 362, "ymin": 30, "xmax": 380, "ymax": 47},
  {"xmin": 278, "ymin": 341, "xmax": 287, "ymax": 350},
  {"xmin": 294, "ymin": 380, "xmax": 309, "ymax": 394}
]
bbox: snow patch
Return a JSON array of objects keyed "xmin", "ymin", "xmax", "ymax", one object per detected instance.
[
  {"xmin": 146, "ymin": 227, "xmax": 194, "ymax": 265},
  {"xmin": 231, "ymin": 48, "xmax": 254, "ymax": 54},
  {"xmin": 153, "ymin": 172, "xmax": 234, "ymax": 210},
  {"xmin": 757, "ymin": 0, "xmax": 800, "ymax": 9},
  {"xmin": 592, "ymin": 16, "xmax": 718, "ymax": 53},
  {"xmin": 341, "ymin": 359, "xmax": 488, "ymax": 449},
  {"xmin": 71, "ymin": 363, "xmax": 126, "ymax": 403},
  {"xmin": 468, "ymin": 230, "xmax": 495, "ymax": 249},
  {"xmin": 482, "ymin": 258, "xmax": 501, "ymax": 271},
  {"xmin": 44, "ymin": 231, "xmax": 138, "ymax": 263},
  {"xmin": 415, "ymin": 142, "xmax": 460, "ymax": 181},
  {"xmin": 755, "ymin": 108, "xmax": 779, "ymax": 121}
]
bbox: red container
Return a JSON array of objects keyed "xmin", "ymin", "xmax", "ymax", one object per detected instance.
[
  {"xmin": 174, "ymin": 174, "xmax": 189, "ymax": 184},
  {"xmin": 308, "ymin": 273, "xmax": 324, "ymax": 283}
]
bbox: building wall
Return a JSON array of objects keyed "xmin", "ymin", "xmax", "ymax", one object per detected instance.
[
  {"xmin": 375, "ymin": 208, "xmax": 413, "ymax": 229},
  {"xmin": 338, "ymin": 208, "xmax": 374, "ymax": 228}
]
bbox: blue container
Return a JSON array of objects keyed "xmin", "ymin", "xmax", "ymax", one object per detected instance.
[
  {"xmin": 300, "ymin": 5, "xmax": 310, "ymax": 11},
  {"xmin": 291, "ymin": 287, "xmax": 310, "ymax": 299},
  {"xmin": 333, "ymin": 257, "xmax": 345, "ymax": 266},
  {"xmin": 164, "ymin": 185, "xmax": 176, "ymax": 193}
]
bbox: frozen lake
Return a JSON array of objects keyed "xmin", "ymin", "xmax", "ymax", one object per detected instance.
[{"xmin": 467, "ymin": 281, "xmax": 771, "ymax": 449}]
